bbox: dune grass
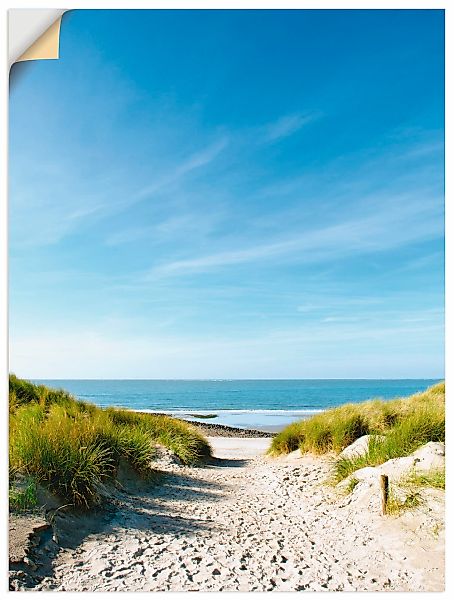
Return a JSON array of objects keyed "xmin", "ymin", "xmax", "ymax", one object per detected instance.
[
  {"xmin": 386, "ymin": 487, "xmax": 422, "ymax": 516},
  {"xmin": 9, "ymin": 375, "xmax": 212, "ymax": 507},
  {"xmin": 382, "ymin": 468, "xmax": 445, "ymax": 516},
  {"xmin": 333, "ymin": 400, "xmax": 444, "ymax": 482},
  {"xmin": 269, "ymin": 399, "xmax": 400, "ymax": 456},
  {"xmin": 269, "ymin": 382, "xmax": 445, "ymax": 482},
  {"xmin": 106, "ymin": 407, "xmax": 212, "ymax": 465},
  {"xmin": 404, "ymin": 468, "xmax": 445, "ymax": 490},
  {"xmin": 382, "ymin": 466, "xmax": 445, "ymax": 517},
  {"xmin": 344, "ymin": 476, "xmax": 360, "ymax": 495}
]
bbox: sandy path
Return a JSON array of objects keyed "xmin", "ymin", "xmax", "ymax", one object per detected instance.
[{"xmin": 33, "ymin": 438, "xmax": 443, "ymax": 592}]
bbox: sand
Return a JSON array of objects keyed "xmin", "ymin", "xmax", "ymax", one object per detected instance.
[{"xmin": 10, "ymin": 437, "xmax": 444, "ymax": 592}]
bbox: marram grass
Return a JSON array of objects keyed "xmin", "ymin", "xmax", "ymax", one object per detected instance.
[
  {"xmin": 9, "ymin": 375, "xmax": 212, "ymax": 507},
  {"xmin": 403, "ymin": 468, "xmax": 445, "ymax": 490},
  {"xmin": 268, "ymin": 382, "xmax": 445, "ymax": 483},
  {"xmin": 332, "ymin": 392, "xmax": 444, "ymax": 482}
]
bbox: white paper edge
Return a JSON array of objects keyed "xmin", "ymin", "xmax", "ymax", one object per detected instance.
[{"xmin": 8, "ymin": 8, "xmax": 67, "ymax": 68}]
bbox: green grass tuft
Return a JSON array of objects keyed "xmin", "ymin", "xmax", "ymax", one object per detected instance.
[
  {"xmin": 9, "ymin": 477, "xmax": 38, "ymax": 511},
  {"xmin": 9, "ymin": 375, "xmax": 212, "ymax": 507},
  {"xmin": 383, "ymin": 467, "xmax": 445, "ymax": 516},
  {"xmin": 386, "ymin": 487, "xmax": 421, "ymax": 515},
  {"xmin": 345, "ymin": 476, "xmax": 360, "ymax": 494},
  {"xmin": 332, "ymin": 400, "xmax": 445, "ymax": 482},
  {"xmin": 404, "ymin": 468, "xmax": 445, "ymax": 490},
  {"xmin": 106, "ymin": 408, "xmax": 211, "ymax": 465},
  {"xmin": 269, "ymin": 382, "xmax": 445, "ymax": 484}
]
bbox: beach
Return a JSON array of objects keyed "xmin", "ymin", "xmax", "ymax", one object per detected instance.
[{"xmin": 10, "ymin": 434, "xmax": 444, "ymax": 592}]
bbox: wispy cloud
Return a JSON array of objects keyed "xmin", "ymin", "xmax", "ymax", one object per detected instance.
[
  {"xmin": 262, "ymin": 112, "xmax": 319, "ymax": 142},
  {"xmin": 9, "ymin": 135, "xmax": 229, "ymax": 249},
  {"xmin": 144, "ymin": 193, "xmax": 443, "ymax": 279},
  {"xmin": 134, "ymin": 137, "xmax": 229, "ymax": 201},
  {"xmin": 104, "ymin": 211, "xmax": 224, "ymax": 247}
]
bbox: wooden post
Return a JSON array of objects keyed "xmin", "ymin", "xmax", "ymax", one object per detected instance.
[{"xmin": 380, "ymin": 474, "xmax": 389, "ymax": 515}]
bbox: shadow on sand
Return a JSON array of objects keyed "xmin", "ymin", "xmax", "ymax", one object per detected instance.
[
  {"xmin": 208, "ymin": 457, "xmax": 251, "ymax": 468},
  {"xmin": 11, "ymin": 462, "xmax": 235, "ymax": 589}
]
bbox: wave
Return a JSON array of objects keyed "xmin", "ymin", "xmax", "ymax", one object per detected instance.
[{"xmin": 130, "ymin": 408, "xmax": 326, "ymax": 416}]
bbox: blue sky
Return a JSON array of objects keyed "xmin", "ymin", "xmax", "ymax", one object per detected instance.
[{"xmin": 9, "ymin": 9, "xmax": 444, "ymax": 378}]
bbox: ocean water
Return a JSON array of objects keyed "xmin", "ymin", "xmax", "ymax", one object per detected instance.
[{"xmin": 35, "ymin": 379, "xmax": 440, "ymax": 431}]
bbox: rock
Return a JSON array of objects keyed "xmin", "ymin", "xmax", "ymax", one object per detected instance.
[{"xmin": 339, "ymin": 435, "xmax": 385, "ymax": 460}]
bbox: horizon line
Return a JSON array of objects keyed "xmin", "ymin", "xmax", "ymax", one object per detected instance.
[{"xmin": 27, "ymin": 377, "xmax": 444, "ymax": 382}]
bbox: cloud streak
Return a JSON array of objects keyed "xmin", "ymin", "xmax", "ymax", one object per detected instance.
[
  {"xmin": 262, "ymin": 112, "xmax": 319, "ymax": 142},
  {"xmin": 134, "ymin": 137, "xmax": 229, "ymax": 201},
  {"xmin": 145, "ymin": 194, "xmax": 443, "ymax": 279}
]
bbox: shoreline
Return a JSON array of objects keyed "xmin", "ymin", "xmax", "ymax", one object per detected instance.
[
  {"xmin": 135, "ymin": 408, "xmax": 310, "ymax": 431},
  {"xmin": 186, "ymin": 420, "xmax": 275, "ymax": 438},
  {"xmin": 135, "ymin": 411, "xmax": 276, "ymax": 437}
]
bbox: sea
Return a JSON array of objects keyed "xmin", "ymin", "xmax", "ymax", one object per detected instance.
[{"xmin": 34, "ymin": 379, "xmax": 440, "ymax": 431}]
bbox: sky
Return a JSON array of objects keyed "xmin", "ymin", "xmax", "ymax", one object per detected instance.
[{"xmin": 9, "ymin": 9, "xmax": 445, "ymax": 379}]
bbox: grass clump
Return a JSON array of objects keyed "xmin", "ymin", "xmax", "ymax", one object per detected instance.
[
  {"xmin": 269, "ymin": 382, "xmax": 445, "ymax": 481},
  {"xmin": 269, "ymin": 404, "xmax": 370, "ymax": 456},
  {"xmin": 345, "ymin": 476, "xmax": 360, "ymax": 495},
  {"xmin": 9, "ymin": 477, "xmax": 38, "ymax": 511},
  {"xmin": 268, "ymin": 421, "xmax": 306, "ymax": 455},
  {"xmin": 383, "ymin": 467, "xmax": 444, "ymax": 516},
  {"xmin": 106, "ymin": 408, "xmax": 212, "ymax": 465},
  {"xmin": 386, "ymin": 487, "xmax": 421, "ymax": 516},
  {"xmin": 10, "ymin": 403, "xmax": 117, "ymax": 506},
  {"xmin": 404, "ymin": 469, "xmax": 445, "ymax": 490},
  {"xmin": 9, "ymin": 375, "xmax": 212, "ymax": 507},
  {"xmin": 333, "ymin": 399, "xmax": 445, "ymax": 482}
]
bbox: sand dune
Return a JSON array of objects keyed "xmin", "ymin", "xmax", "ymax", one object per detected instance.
[{"xmin": 12, "ymin": 437, "xmax": 444, "ymax": 592}]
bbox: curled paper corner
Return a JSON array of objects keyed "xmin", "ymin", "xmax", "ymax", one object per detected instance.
[
  {"xmin": 8, "ymin": 9, "xmax": 68, "ymax": 68},
  {"xmin": 17, "ymin": 17, "xmax": 63, "ymax": 63}
]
